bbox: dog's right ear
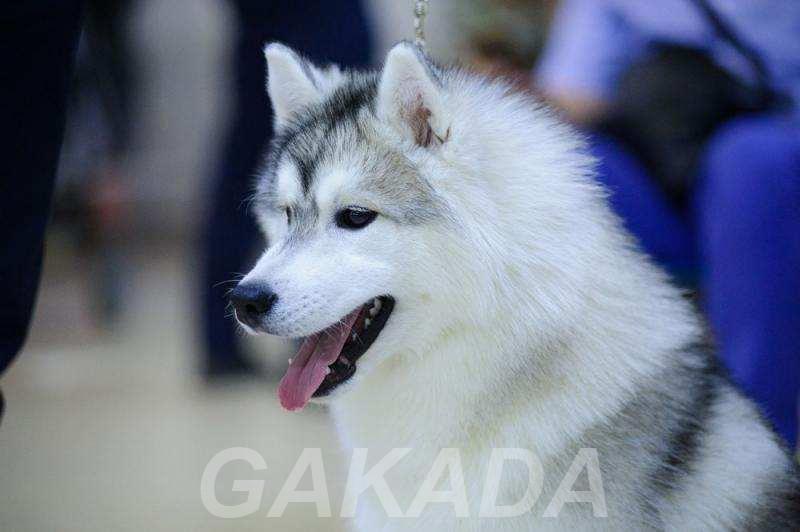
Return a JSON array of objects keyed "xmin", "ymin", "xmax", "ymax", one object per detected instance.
[
  {"xmin": 264, "ymin": 43, "xmax": 326, "ymax": 128},
  {"xmin": 377, "ymin": 42, "xmax": 450, "ymax": 148}
]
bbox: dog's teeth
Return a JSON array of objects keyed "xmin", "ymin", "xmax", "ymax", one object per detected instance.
[
  {"xmin": 288, "ymin": 358, "xmax": 293, "ymax": 364},
  {"xmin": 325, "ymin": 367, "xmax": 332, "ymax": 375},
  {"xmin": 369, "ymin": 307, "xmax": 379, "ymax": 317}
]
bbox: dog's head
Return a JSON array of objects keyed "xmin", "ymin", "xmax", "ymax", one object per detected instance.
[{"xmin": 232, "ymin": 42, "xmax": 599, "ymax": 410}]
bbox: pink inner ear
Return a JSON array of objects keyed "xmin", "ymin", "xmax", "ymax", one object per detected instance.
[{"xmin": 412, "ymin": 105, "xmax": 433, "ymax": 147}]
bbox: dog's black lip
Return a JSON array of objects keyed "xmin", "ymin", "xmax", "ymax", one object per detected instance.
[{"xmin": 312, "ymin": 296, "xmax": 395, "ymax": 398}]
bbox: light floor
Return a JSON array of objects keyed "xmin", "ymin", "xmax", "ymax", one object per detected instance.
[{"xmin": 0, "ymin": 248, "xmax": 347, "ymax": 532}]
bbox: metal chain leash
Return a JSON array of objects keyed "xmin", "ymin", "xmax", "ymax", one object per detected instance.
[{"xmin": 414, "ymin": 0, "xmax": 429, "ymax": 49}]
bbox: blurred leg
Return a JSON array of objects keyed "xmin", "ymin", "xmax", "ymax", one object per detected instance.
[
  {"xmin": 697, "ymin": 115, "xmax": 800, "ymax": 448},
  {"xmin": 84, "ymin": 0, "xmax": 136, "ymax": 157},
  {"xmin": 268, "ymin": 0, "xmax": 373, "ymax": 66},
  {"xmin": 0, "ymin": 2, "xmax": 84, "ymax": 376},
  {"xmin": 199, "ymin": 6, "xmax": 270, "ymax": 378},
  {"xmin": 0, "ymin": 3, "xmax": 83, "ymax": 422},
  {"xmin": 590, "ymin": 134, "xmax": 697, "ymax": 277},
  {"xmin": 199, "ymin": 0, "xmax": 372, "ymax": 378}
]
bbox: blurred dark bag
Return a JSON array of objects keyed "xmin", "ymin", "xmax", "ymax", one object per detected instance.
[{"xmin": 598, "ymin": 0, "xmax": 790, "ymax": 206}]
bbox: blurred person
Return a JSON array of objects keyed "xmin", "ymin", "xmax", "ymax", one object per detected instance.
[
  {"xmin": 454, "ymin": 0, "xmax": 557, "ymax": 77},
  {"xmin": 199, "ymin": 0, "xmax": 372, "ymax": 381},
  {"xmin": 536, "ymin": 0, "xmax": 800, "ymax": 447},
  {"xmin": 0, "ymin": 1, "xmax": 84, "ymax": 419},
  {"xmin": 56, "ymin": 0, "xmax": 137, "ymax": 328}
]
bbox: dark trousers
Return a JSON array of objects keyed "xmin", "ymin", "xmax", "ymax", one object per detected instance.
[
  {"xmin": 199, "ymin": 0, "xmax": 372, "ymax": 372},
  {"xmin": 0, "ymin": 2, "xmax": 84, "ymax": 377}
]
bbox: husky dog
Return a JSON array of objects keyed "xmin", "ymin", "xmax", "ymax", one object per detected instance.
[{"xmin": 230, "ymin": 42, "xmax": 799, "ymax": 530}]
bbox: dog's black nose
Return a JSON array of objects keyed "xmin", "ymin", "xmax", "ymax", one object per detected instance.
[{"xmin": 230, "ymin": 283, "xmax": 277, "ymax": 329}]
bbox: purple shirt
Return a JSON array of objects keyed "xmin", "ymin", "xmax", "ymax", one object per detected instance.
[{"xmin": 536, "ymin": 0, "xmax": 800, "ymax": 111}]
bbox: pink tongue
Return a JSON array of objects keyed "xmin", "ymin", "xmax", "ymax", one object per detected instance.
[{"xmin": 278, "ymin": 308, "xmax": 362, "ymax": 411}]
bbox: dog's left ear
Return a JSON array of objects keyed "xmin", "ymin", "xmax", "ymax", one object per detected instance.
[
  {"xmin": 377, "ymin": 42, "xmax": 450, "ymax": 148},
  {"xmin": 264, "ymin": 43, "xmax": 343, "ymax": 129}
]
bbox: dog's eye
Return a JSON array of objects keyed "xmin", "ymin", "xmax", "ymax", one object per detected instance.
[{"xmin": 336, "ymin": 207, "xmax": 377, "ymax": 230}]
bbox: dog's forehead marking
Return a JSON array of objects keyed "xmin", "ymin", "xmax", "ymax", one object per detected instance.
[
  {"xmin": 275, "ymin": 147, "xmax": 364, "ymax": 212},
  {"xmin": 264, "ymin": 73, "xmax": 445, "ymax": 226},
  {"xmin": 271, "ymin": 74, "xmax": 379, "ymax": 192},
  {"xmin": 274, "ymin": 133, "xmax": 444, "ymax": 225}
]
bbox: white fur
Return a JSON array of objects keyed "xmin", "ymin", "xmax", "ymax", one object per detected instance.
[
  {"xmin": 377, "ymin": 42, "xmax": 451, "ymax": 144},
  {"xmin": 264, "ymin": 43, "xmax": 343, "ymax": 127},
  {"xmin": 242, "ymin": 43, "xmax": 796, "ymax": 530}
]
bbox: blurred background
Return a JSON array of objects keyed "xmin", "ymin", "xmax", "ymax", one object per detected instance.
[{"xmin": 0, "ymin": 1, "xmax": 797, "ymax": 530}]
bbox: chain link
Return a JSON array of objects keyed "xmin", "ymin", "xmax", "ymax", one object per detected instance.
[{"xmin": 413, "ymin": 0, "xmax": 429, "ymax": 49}]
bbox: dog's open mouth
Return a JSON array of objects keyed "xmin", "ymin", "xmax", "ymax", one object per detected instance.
[{"xmin": 278, "ymin": 296, "xmax": 394, "ymax": 411}]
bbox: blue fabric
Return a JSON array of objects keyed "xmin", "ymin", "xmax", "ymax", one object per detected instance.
[
  {"xmin": 592, "ymin": 136, "xmax": 698, "ymax": 278},
  {"xmin": 591, "ymin": 115, "xmax": 800, "ymax": 447},
  {"xmin": 537, "ymin": 0, "xmax": 800, "ymax": 113}
]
